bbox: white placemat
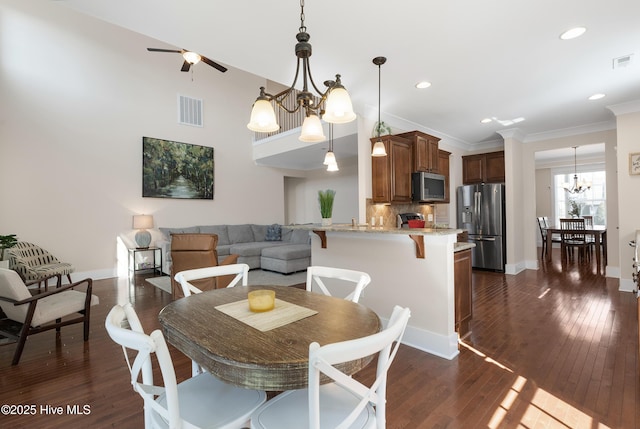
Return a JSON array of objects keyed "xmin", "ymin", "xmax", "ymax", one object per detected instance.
[{"xmin": 215, "ymin": 299, "xmax": 317, "ymax": 332}]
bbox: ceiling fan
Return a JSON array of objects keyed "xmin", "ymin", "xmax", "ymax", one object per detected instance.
[{"xmin": 146, "ymin": 48, "xmax": 227, "ymax": 73}]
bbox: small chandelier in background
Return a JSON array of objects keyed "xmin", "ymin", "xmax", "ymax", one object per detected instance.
[
  {"xmin": 323, "ymin": 124, "xmax": 339, "ymax": 171},
  {"xmin": 246, "ymin": 0, "xmax": 356, "ymax": 142},
  {"xmin": 371, "ymin": 56, "xmax": 387, "ymax": 157},
  {"xmin": 563, "ymin": 146, "xmax": 591, "ymax": 194}
]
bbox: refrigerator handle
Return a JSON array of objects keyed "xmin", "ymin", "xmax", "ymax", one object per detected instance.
[{"xmin": 474, "ymin": 191, "xmax": 481, "ymax": 230}]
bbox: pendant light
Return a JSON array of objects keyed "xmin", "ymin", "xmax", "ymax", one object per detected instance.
[
  {"xmin": 563, "ymin": 146, "xmax": 591, "ymax": 194},
  {"xmin": 247, "ymin": 0, "xmax": 355, "ymax": 138},
  {"xmin": 324, "ymin": 124, "xmax": 339, "ymax": 171},
  {"xmin": 371, "ymin": 56, "xmax": 387, "ymax": 157}
]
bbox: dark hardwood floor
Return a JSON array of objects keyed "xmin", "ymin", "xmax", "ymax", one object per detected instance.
[{"xmin": 1, "ymin": 249, "xmax": 638, "ymax": 428}]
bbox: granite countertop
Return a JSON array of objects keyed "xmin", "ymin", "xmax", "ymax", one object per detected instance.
[
  {"xmin": 454, "ymin": 242, "xmax": 475, "ymax": 252},
  {"xmin": 289, "ymin": 223, "xmax": 463, "ymax": 236}
]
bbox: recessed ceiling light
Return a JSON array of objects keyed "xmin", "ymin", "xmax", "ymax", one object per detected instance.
[
  {"xmin": 415, "ymin": 81, "xmax": 431, "ymax": 89},
  {"xmin": 480, "ymin": 118, "xmax": 492, "ymax": 124},
  {"xmin": 588, "ymin": 93, "xmax": 605, "ymax": 100},
  {"xmin": 560, "ymin": 27, "xmax": 586, "ymax": 40}
]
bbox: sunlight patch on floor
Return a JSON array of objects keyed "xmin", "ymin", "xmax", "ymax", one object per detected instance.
[{"xmin": 460, "ymin": 341, "xmax": 612, "ymax": 429}]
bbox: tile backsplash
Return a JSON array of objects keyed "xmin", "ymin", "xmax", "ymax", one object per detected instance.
[{"xmin": 365, "ymin": 199, "xmax": 436, "ymax": 228}]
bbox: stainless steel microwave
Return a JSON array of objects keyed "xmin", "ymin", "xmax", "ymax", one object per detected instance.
[{"xmin": 412, "ymin": 172, "xmax": 446, "ymax": 202}]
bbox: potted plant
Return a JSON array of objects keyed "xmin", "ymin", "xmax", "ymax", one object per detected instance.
[
  {"xmin": 568, "ymin": 200, "xmax": 581, "ymax": 218},
  {"xmin": 318, "ymin": 189, "xmax": 336, "ymax": 226},
  {"xmin": 372, "ymin": 121, "xmax": 392, "ymax": 138},
  {"xmin": 0, "ymin": 234, "xmax": 18, "ymax": 264}
]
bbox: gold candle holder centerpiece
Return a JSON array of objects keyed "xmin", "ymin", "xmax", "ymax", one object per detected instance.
[{"xmin": 248, "ymin": 290, "xmax": 276, "ymax": 312}]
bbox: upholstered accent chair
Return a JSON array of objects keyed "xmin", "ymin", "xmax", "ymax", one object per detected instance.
[
  {"xmin": 170, "ymin": 234, "xmax": 239, "ymax": 299},
  {"xmin": 7, "ymin": 242, "xmax": 74, "ymax": 290},
  {"xmin": 0, "ymin": 268, "xmax": 99, "ymax": 365}
]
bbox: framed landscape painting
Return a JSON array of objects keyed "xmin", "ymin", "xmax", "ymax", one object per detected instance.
[{"xmin": 142, "ymin": 137, "xmax": 214, "ymax": 199}]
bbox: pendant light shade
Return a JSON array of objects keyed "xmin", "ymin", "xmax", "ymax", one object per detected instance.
[
  {"xmin": 322, "ymin": 78, "xmax": 356, "ymax": 124},
  {"xmin": 371, "ymin": 56, "xmax": 388, "ymax": 157},
  {"xmin": 299, "ymin": 114, "xmax": 326, "ymax": 142},
  {"xmin": 247, "ymin": 87, "xmax": 279, "ymax": 132},
  {"xmin": 324, "ymin": 123, "xmax": 338, "ymax": 171},
  {"xmin": 372, "ymin": 140, "xmax": 387, "ymax": 157},
  {"xmin": 323, "ymin": 151, "xmax": 336, "ymax": 165}
]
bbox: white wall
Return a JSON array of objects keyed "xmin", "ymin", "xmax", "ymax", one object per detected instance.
[
  {"xmin": 0, "ymin": 1, "xmax": 286, "ymax": 278},
  {"xmin": 610, "ymin": 104, "xmax": 640, "ymax": 290},
  {"xmin": 284, "ymin": 160, "xmax": 359, "ymax": 224}
]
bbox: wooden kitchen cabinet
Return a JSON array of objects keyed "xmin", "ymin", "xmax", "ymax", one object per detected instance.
[
  {"xmin": 396, "ymin": 131, "xmax": 441, "ymax": 173},
  {"xmin": 454, "ymin": 248, "xmax": 473, "ymax": 338},
  {"xmin": 437, "ymin": 149, "xmax": 451, "ymax": 203},
  {"xmin": 371, "ymin": 135, "xmax": 413, "ymax": 204},
  {"xmin": 462, "ymin": 150, "xmax": 505, "ymax": 184}
]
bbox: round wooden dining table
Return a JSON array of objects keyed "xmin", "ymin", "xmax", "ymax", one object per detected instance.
[{"xmin": 158, "ymin": 285, "xmax": 382, "ymax": 391}]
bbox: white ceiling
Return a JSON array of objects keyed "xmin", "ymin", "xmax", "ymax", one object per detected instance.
[{"xmin": 60, "ymin": 0, "xmax": 640, "ymax": 153}]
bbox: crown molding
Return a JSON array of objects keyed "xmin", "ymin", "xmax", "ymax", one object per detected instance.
[{"xmin": 606, "ymin": 99, "xmax": 640, "ymax": 116}]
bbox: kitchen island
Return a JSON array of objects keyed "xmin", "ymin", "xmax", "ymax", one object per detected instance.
[{"xmin": 292, "ymin": 224, "xmax": 471, "ymax": 359}]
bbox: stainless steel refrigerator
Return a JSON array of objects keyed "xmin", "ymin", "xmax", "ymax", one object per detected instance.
[{"xmin": 456, "ymin": 183, "xmax": 506, "ymax": 271}]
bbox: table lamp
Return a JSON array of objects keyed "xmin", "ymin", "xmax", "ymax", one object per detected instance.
[{"xmin": 133, "ymin": 214, "xmax": 153, "ymax": 249}]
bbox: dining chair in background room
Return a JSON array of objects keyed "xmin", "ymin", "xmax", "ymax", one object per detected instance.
[
  {"xmin": 105, "ymin": 303, "xmax": 266, "ymax": 429},
  {"xmin": 536, "ymin": 217, "xmax": 561, "ymax": 260},
  {"xmin": 559, "ymin": 218, "xmax": 589, "ymax": 263},
  {"xmin": 250, "ymin": 305, "xmax": 411, "ymax": 429},
  {"xmin": 581, "ymin": 215, "xmax": 597, "ymax": 257},
  {"xmin": 305, "ymin": 265, "xmax": 372, "ymax": 303}
]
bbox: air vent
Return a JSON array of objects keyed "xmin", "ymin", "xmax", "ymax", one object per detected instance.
[
  {"xmin": 613, "ymin": 54, "xmax": 634, "ymax": 69},
  {"xmin": 178, "ymin": 95, "xmax": 203, "ymax": 127}
]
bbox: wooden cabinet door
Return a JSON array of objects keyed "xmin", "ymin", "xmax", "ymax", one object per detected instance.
[
  {"xmin": 389, "ymin": 139, "xmax": 413, "ymax": 203},
  {"xmin": 437, "ymin": 150, "xmax": 451, "ymax": 203},
  {"xmin": 397, "ymin": 131, "xmax": 440, "ymax": 172},
  {"xmin": 371, "ymin": 140, "xmax": 390, "ymax": 203},
  {"xmin": 462, "ymin": 154, "xmax": 484, "ymax": 184},
  {"xmin": 485, "ymin": 151, "xmax": 505, "ymax": 183},
  {"xmin": 454, "ymin": 248, "xmax": 473, "ymax": 337}
]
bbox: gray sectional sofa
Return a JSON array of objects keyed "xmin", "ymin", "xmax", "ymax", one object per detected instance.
[{"xmin": 157, "ymin": 224, "xmax": 311, "ymax": 275}]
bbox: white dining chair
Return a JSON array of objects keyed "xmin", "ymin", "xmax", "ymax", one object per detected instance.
[
  {"xmin": 105, "ymin": 303, "xmax": 266, "ymax": 429},
  {"xmin": 175, "ymin": 263, "xmax": 250, "ymax": 297},
  {"xmin": 250, "ymin": 305, "xmax": 410, "ymax": 429},
  {"xmin": 305, "ymin": 266, "xmax": 372, "ymax": 303},
  {"xmin": 174, "ymin": 264, "xmax": 250, "ymax": 376}
]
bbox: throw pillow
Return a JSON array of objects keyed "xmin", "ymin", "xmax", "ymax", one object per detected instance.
[{"xmin": 265, "ymin": 224, "xmax": 282, "ymax": 241}]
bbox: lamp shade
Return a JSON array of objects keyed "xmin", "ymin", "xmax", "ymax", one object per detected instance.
[
  {"xmin": 247, "ymin": 99, "xmax": 279, "ymax": 132},
  {"xmin": 327, "ymin": 161, "xmax": 339, "ymax": 172},
  {"xmin": 133, "ymin": 215, "xmax": 153, "ymax": 229},
  {"xmin": 323, "ymin": 151, "xmax": 336, "ymax": 166},
  {"xmin": 299, "ymin": 115, "xmax": 326, "ymax": 142},
  {"xmin": 371, "ymin": 140, "xmax": 387, "ymax": 157},
  {"xmin": 322, "ymin": 87, "xmax": 356, "ymax": 124}
]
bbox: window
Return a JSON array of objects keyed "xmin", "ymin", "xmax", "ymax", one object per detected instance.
[{"xmin": 553, "ymin": 168, "xmax": 606, "ymax": 226}]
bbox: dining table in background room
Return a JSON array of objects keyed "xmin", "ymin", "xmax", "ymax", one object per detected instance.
[{"xmin": 545, "ymin": 223, "xmax": 607, "ymax": 274}]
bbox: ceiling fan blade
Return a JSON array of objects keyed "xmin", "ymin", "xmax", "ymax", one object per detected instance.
[
  {"xmin": 180, "ymin": 61, "xmax": 191, "ymax": 72},
  {"xmin": 147, "ymin": 48, "xmax": 182, "ymax": 53},
  {"xmin": 201, "ymin": 56, "xmax": 228, "ymax": 73}
]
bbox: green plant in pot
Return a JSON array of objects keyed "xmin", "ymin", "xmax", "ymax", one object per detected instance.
[
  {"xmin": 0, "ymin": 234, "xmax": 18, "ymax": 262},
  {"xmin": 318, "ymin": 189, "xmax": 336, "ymax": 226}
]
